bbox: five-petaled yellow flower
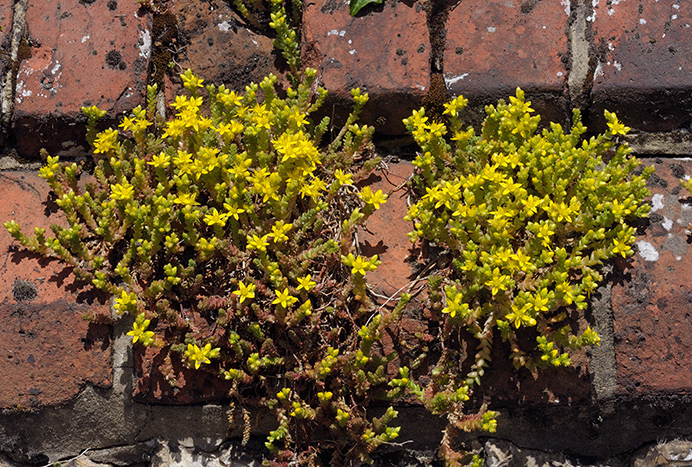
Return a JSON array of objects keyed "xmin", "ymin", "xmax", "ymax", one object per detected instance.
[
  {"xmin": 127, "ymin": 313, "xmax": 155, "ymax": 345},
  {"xmin": 341, "ymin": 253, "xmax": 380, "ymax": 276},
  {"xmin": 334, "ymin": 169, "xmax": 353, "ymax": 186},
  {"xmin": 359, "ymin": 187, "xmax": 388, "ymax": 210},
  {"xmin": 273, "ymin": 287, "xmax": 298, "ymax": 308},
  {"xmin": 296, "ymin": 274, "xmax": 316, "ymax": 292},
  {"xmin": 174, "ymin": 192, "xmax": 200, "ymax": 206},
  {"xmin": 612, "ymin": 238, "xmax": 631, "ymax": 258},
  {"xmin": 233, "ymin": 280, "xmax": 256, "ymax": 304},
  {"xmin": 204, "ymin": 208, "xmax": 231, "ymax": 227},
  {"xmin": 271, "ymin": 221, "xmax": 292, "ymax": 243},
  {"xmin": 247, "ymin": 234, "xmax": 270, "ymax": 252},
  {"xmin": 185, "ymin": 343, "xmax": 220, "ymax": 369}
]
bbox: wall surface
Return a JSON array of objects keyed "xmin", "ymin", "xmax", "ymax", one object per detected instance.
[{"xmin": 1, "ymin": 0, "xmax": 692, "ymax": 465}]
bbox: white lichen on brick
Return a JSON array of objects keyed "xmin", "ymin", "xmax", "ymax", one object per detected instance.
[
  {"xmin": 637, "ymin": 240, "xmax": 659, "ymax": 261},
  {"xmin": 651, "ymin": 193, "xmax": 665, "ymax": 212},
  {"xmin": 138, "ymin": 29, "xmax": 151, "ymax": 59},
  {"xmin": 218, "ymin": 21, "xmax": 233, "ymax": 32},
  {"xmin": 444, "ymin": 73, "xmax": 468, "ymax": 87},
  {"xmin": 561, "ymin": 0, "xmax": 570, "ymax": 16},
  {"xmin": 663, "ymin": 217, "xmax": 673, "ymax": 231}
]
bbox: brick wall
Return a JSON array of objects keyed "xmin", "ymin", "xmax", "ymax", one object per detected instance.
[{"xmin": 2, "ymin": 0, "xmax": 692, "ymax": 464}]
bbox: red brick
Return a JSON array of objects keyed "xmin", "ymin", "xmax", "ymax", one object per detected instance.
[
  {"xmin": 443, "ymin": 0, "xmax": 570, "ymax": 125},
  {"xmin": 133, "ymin": 345, "xmax": 234, "ymax": 404},
  {"xmin": 0, "ymin": 1, "xmax": 13, "ymax": 80},
  {"xmin": 359, "ymin": 161, "xmax": 418, "ymax": 301},
  {"xmin": 0, "ymin": 171, "xmax": 111, "ymax": 409},
  {"xmin": 592, "ymin": 1, "xmax": 692, "ymax": 132},
  {"xmin": 13, "ymin": 0, "xmax": 150, "ymax": 159},
  {"xmin": 612, "ymin": 158, "xmax": 692, "ymax": 395},
  {"xmin": 302, "ymin": 0, "xmax": 430, "ymax": 135},
  {"xmin": 165, "ymin": 0, "xmax": 284, "ymax": 99}
]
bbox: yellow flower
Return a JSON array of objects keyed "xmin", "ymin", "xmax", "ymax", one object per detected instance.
[
  {"xmin": 359, "ymin": 186, "xmax": 388, "ymax": 209},
  {"xmin": 217, "ymin": 120, "xmax": 244, "ymax": 140},
  {"xmin": 119, "ymin": 116, "xmax": 136, "ymax": 132},
  {"xmin": 273, "ymin": 287, "xmax": 298, "ymax": 308},
  {"xmin": 270, "ymin": 221, "xmax": 292, "ymax": 243},
  {"xmin": 93, "ymin": 128, "xmax": 119, "ymax": 154},
  {"xmin": 334, "ymin": 169, "xmax": 353, "ymax": 186},
  {"xmin": 485, "ymin": 267, "xmax": 510, "ymax": 296},
  {"xmin": 223, "ymin": 202, "xmax": 246, "ymax": 220},
  {"xmin": 531, "ymin": 288, "xmax": 551, "ymax": 313},
  {"xmin": 442, "ymin": 288, "xmax": 469, "ymax": 319},
  {"xmin": 612, "ymin": 237, "xmax": 632, "ymax": 258},
  {"xmin": 521, "ymin": 195, "xmax": 542, "ymax": 216},
  {"xmin": 203, "ymin": 208, "xmax": 231, "ymax": 227},
  {"xmin": 162, "ymin": 119, "xmax": 186, "ymax": 139},
  {"xmin": 442, "ymin": 95, "xmax": 468, "ymax": 117},
  {"xmin": 505, "ymin": 304, "xmax": 536, "ymax": 328},
  {"xmin": 228, "ymin": 154, "xmax": 252, "ymax": 179},
  {"xmin": 110, "ymin": 182, "xmax": 134, "ymax": 201},
  {"xmin": 233, "ymin": 280, "xmax": 256, "ymax": 304},
  {"xmin": 113, "ymin": 289, "xmax": 137, "ymax": 314},
  {"xmin": 534, "ymin": 222, "xmax": 554, "ymax": 246},
  {"xmin": 174, "ymin": 192, "xmax": 200, "ymax": 206},
  {"xmin": 148, "ymin": 152, "xmax": 171, "ymax": 169},
  {"xmin": 296, "ymin": 274, "xmax": 316, "ymax": 292},
  {"xmin": 127, "ymin": 313, "xmax": 155, "ymax": 345},
  {"xmin": 605, "ymin": 111, "xmax": 630, "ymax": 136},
  {"xmin": 247, "ymin": 233, "xmax": 270, "ymax": 252},
  {"xmin": 251, "ymin": 103, "xmax": 273, "ymax": 130},
  {"xmin": 548, "ymin": 200, "xmax": 575, "ymax": 223},
  {"xmin": 185, "ymin": 343, "xmax": 220, "ymax": 369},
  {"xmin": 341, "ymin": 253, "xmax": 380, "ymax": 276}
]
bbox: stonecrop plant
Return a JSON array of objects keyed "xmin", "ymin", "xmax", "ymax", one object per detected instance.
[
  {"xmin": 5, "ymin": 69, "xmax": 411, "ymax": 465},
  {"xmin": 402, "ymin": 89, "xmax": 653, "ymax": 463}
]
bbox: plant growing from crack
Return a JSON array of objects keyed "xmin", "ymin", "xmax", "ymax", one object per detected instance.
[
  {"xmin": 5, "ymin": 69, "xmax": 411, "ymax": 465},
  {"xmin": 402, "ymin": 89, "xmax": 653, "ymax": 464}
]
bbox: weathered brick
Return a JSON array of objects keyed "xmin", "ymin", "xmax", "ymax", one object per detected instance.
[
  {"xmin": 165, "ymin": 0, "xmax": 284, "ymax": 100},
  {"xmin": 0, "ymin": 172, "xmax": 111, "ymax": 409},
  {"xmin": 302, "ymin": 0, "xmax": 430, "ymax": 135},
  {"xmin": 0, "ymin": 1, "xmax": 13, "ymax": 86},
  {"xmin": 443, "ymin": 0, "xmax": 570, "ymax": 126},
  {"xmin": 612, "ymin": 158, "xmax": 692, "ymax": 395},
  {"xmin": 13, "ymin": 0, "xmax": 150, "ymax": 159},
  {"xmin": 133, "ymin": 344, "xmax": 234, "ymax": 404},
  {"xmin": 592, "ymin": 1, "xmax": 692, "ymax": 132},
  {"xmin": 359, "ymin": 161, "xmax": 418, "ymax": 300}
]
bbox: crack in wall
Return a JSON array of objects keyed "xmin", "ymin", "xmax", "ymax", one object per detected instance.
[
  {"xmin": 421, "ymin": 0, "xmax": 453, "ymax": 121},
  {"xmin": 567, "ymin": 0, "xmax": 599, "ymax": 123},
  {"xmin": 0, "ymin": 0, "xmax": 29, "ymax": 143}
]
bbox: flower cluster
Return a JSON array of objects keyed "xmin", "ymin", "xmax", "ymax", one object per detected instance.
[
  {"xmin": 5, "ymin": 70, "xmax": 408, "ymax": 465},
  {"xmin": 403, "ymin": 88, "xmax": 653, "ymax": 463}
]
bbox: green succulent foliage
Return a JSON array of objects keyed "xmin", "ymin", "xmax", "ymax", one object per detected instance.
[
  {"xmin": 403, "ymin": 89, "xmax": 653, "ymax": 463},
  {"xmin": 4, "ymin": 69, "xmax": 409, "ymax": 465}
]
